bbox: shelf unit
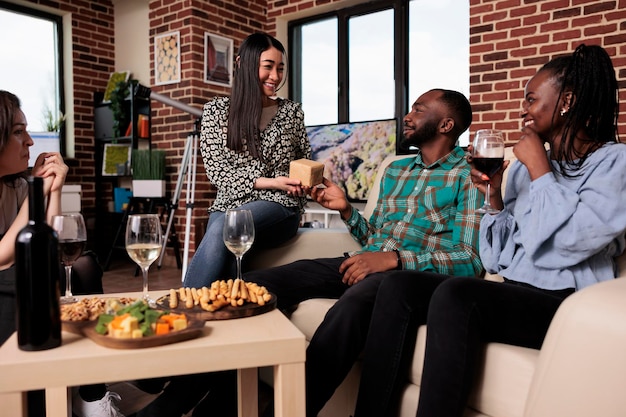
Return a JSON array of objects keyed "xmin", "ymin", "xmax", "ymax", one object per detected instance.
[{"xmin": 93, "ymin": 82, "xmax": 151, "ymax": 262}]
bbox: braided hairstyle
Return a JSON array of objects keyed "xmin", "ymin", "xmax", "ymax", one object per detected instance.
[
  {"xmin": 227, "ymin": 32, "xmax": 287, "ymax": 159},
  {"xmin": 540, "ymin": 44, "xmax": 619, "ymax": 174}
]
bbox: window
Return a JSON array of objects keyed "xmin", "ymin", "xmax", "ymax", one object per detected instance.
[
  {"xmin": 289, "ymin": 0, "xmax": 469, "ymax": 145},
  {"xmin": 0, "ymin": 1, "xmax": 65, "ymax": 164}
]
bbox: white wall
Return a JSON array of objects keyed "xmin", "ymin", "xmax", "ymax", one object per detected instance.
[{"xmin": 113, "ymin": 0, "xmax": 150, "ymax": 86}]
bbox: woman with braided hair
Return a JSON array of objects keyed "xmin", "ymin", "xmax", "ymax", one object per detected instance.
[{"xmin": 348, "ymin": 44, "xmax": 626, "ymax": 417}]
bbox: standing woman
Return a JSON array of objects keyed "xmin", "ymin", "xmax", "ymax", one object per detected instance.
[
  {"xmin": 349, "ymin": 44, "xmax": 626, "ymax": 417},
  {"xmin": 0, "ymin": 91, "xmax": 123, "ymax": 417},
  {"xmin": 184, "ymin": 32, "xmax": 310, "ymax": 288}
]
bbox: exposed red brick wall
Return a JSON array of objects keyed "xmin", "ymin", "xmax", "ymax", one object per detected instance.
[
  {"xmin": 468, "ymin": 0, "xmax": 626, "ymax": 143},
  {"xmin": 18, "ymin": 0, "xmax": 626, "ymax": 263}
]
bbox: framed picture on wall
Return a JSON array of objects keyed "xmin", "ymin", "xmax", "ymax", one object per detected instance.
[
  {"xmin": 102, "ymin": 144, "xmax": 131, "ymax": 176},
  {"xmin": 204, "ymin": 32, "xmax": 233, "ymax": 87},
  {"xmin": 154, "ymin": 31, "xmax": 181, "ymax": 86}
]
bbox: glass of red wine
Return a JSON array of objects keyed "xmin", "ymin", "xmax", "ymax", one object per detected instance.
[
  {"xmin": 52, "ymin": 213, "xmax": 87, "ymax": 304},
  {"xmin": 472, "ymin": 129, "xmax": 505, "ymax": 214}
]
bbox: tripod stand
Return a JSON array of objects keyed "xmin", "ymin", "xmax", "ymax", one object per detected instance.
[{"xmin": 158, "ymin": 123, "xmax": 200, "ymax": 281}]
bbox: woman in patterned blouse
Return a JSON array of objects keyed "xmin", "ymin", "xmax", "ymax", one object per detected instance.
[{"xmin": 183, "ymin": 33, "xmax": 310, "ymax": 288}]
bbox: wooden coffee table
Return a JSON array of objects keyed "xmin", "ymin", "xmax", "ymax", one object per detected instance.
[{"xmin": 0, "ymin": 291, "xmax": 306, "ymax": 417}]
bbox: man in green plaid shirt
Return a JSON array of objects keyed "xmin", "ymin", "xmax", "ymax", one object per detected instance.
[{"xmin": 245, "ymin": 88, "xmax": 483, "ymax": 417}]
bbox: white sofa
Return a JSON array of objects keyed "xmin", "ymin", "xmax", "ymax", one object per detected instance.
[{"xmin": 250, "ymin": 147, "xmax": 626, "ymax": 417}]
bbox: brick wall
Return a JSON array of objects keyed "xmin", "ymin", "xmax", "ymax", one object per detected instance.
[
  {"xmin": 18, "ymin": 0, "xmax": 626, "ymax": 261},
  {"xmin": 468, "ymin": 0, "xmax": 626, "ymax": 142}
]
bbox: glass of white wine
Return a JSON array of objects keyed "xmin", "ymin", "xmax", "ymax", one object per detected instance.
[
  {"xmin": 223, "ymin": 209, "xmax": 255, "ymax": 281},
  {"xmin": 125, "ymin": 214, "xmax": 162, "ymax": 306},
  {"xmin": 52, "ymin": 213, "xmax": 87, "ymax": 304}
]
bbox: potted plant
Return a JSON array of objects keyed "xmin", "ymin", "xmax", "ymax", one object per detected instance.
[
  {"xmin": 131, "ymin": 148, "xmax": 166, "ymax": 197},
  {"xmin": 109, "ymin": 80, "xmax": 130, "ymax": 138}
]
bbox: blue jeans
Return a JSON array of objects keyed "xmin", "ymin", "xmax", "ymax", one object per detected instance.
[{"xmin": 184, "ymin": 201, "xmax": 300, "ymax": 288}]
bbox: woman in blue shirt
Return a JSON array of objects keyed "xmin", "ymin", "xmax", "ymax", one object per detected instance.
[{"xmin": 351, "ymin": 44, "xmax": 626, "ymax": 417}]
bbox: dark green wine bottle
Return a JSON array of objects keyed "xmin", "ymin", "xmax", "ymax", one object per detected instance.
[{"xmin": 15, "ymin": 176, "xmax": 61, "ymax": 351}]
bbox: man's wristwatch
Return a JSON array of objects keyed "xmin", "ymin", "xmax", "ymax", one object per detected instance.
[{"xmin": 393, "ymin": 250, "xmax": 402, "ymax": 270}]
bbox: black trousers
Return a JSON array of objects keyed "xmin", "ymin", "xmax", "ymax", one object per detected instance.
[
  {"xmin": 248, "ymin": 261, "xmax": 574, "ymax": 417},
  {"xmin": 353, "ymin": 272, "xmax": 574, "ymax": 417}
]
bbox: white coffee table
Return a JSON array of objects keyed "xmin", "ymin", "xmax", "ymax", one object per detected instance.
[{"xmin": 0, "ymin": 291, "xmax": 306, "ymax": 417}]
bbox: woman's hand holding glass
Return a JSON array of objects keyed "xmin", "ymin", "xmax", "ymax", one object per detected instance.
[{"xmin": 471, "ymin": 129, "xmax": 505, "ymax": 214}]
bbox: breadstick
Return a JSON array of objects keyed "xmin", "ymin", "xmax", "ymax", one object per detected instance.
[
  {"xmin": 246, "ymin": 283, "xmax": 258, "ymax": 303},
  {"xmin": 191, "ymin": 287, "xmax": 200, "ymax": 305},
  {"xmin": 185, "ymin": 288, "xmax": 194, "ymax": 309},
  {"xmin": 201, "ymin": 286, "xmax": 210, "ymax": 301},
  {"xmin": 240, "ymin": 279, "xmax": 249, "ymax": 301},
  {"xmin": 231, "ymin": 278, "xmax": 241, "ymax": 300},
  {"xmin": 169, "ymin": 289, "xmax": 178, "ymax": 308}
]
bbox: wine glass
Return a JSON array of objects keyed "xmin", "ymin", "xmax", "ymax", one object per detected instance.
[
  {"xmin": 52, "ymin": 214, "xmax": 87, "ymax": 304},
  {"xmin": 125, "ymin": 214, "xmax": 162, "ymax": 306},
  {"xmin": 472, "ymin": 129, "xmax": 505, "ymax": 214},
  {"xmin": 223, "ymin": 209, "xmax": 255, "ymax": 281}
]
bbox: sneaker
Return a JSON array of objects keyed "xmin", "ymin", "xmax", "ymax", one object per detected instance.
[{"xmin": 73, "ymin": 390, "xmax": 125, "ymax": 417}]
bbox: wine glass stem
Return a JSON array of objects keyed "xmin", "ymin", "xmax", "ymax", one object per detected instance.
[
  {"xmin": 64, "ymin": 265, "xmax": 73, "ymax": 297},
  {"xmin": 141, "ymin": 266, "xmax": 150, "ymax": 300},
  {"xmin": 236, "ymin": 255, "xmax": 243, "ymax": 281},
  {"xmin": 484, "ymin": 183, "xmax": 492, "ymax": 208}
]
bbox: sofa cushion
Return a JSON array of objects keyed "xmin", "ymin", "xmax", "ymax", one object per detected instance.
[{"xmin": 290, "ymin": 298, "xmax": 338, "ymax": 341}]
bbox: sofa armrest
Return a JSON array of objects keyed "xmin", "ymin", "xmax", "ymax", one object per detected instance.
[
  {"xmin": 523, "ymin": 276, "xmax": 626, "ymax": 417},
  {"xmin": 248, "ymin": 228, "xmax": 363, "ymax": 270}
]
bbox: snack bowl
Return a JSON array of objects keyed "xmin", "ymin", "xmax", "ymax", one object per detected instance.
[{"xmin": 61, "ymin": 297, "xmax": 136, "ymax": 335}]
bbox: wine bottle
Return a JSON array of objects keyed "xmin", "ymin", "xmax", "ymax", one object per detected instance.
[{"xmin": 15, "ymin": 176, "xmax": 62, "ymax": 351}]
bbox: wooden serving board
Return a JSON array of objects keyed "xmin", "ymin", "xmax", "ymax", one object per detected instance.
[
  {"xmin": 155, "ymin": 293, "xmax": 277, "ymax": 321},
  {"xmin": 81, "ymin": 319, "xmax": 206, "ymax": 349},
  {"xmin": 62, "ymin": 319, "xmax": 95, "ymax": 336}
]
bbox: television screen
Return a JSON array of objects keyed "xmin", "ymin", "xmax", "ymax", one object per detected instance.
[{"xmin": 306, "ymin": 118, "xmax": 397, "ymax": 202}]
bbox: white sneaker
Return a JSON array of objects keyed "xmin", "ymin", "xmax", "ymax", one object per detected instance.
[{"xmin": 72, "ymin": 390, "xmax": 125, "ymax": 417}]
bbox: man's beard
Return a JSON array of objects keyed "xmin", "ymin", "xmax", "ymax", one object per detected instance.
[{"xmin": 398, "ymin": 119, "xmax": 439, "ymax": 152}]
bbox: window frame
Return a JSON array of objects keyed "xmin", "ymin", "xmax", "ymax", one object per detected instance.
[
  {"xmin": 0, "ymin": 0, "xmax": 66, "ymax": 157},
  {"xmin": 288, "ymin": 0, "xmax": 408, "ymax": 127}
]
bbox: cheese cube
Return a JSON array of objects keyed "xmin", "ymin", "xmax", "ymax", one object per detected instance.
[
  {"xmin": 120, "ymin": 316, "xmax": 139, "ymax": 333},
  {"xmin": 289, "ymin": 159, "xmax": 325, "ymax": 187},
  {"xmin": 172, "ymin": 317, "xmax": 188, "ymax": 331}
]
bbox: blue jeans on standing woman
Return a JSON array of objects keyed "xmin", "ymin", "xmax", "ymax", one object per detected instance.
[{"xmin": 184, "ymin": 200, "xmax": 300, "ymax": 288}]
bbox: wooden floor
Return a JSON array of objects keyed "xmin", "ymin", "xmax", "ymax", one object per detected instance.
[{"xmin": 102, "ymin": 256, "xmax": 183, "ymax": 295}]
